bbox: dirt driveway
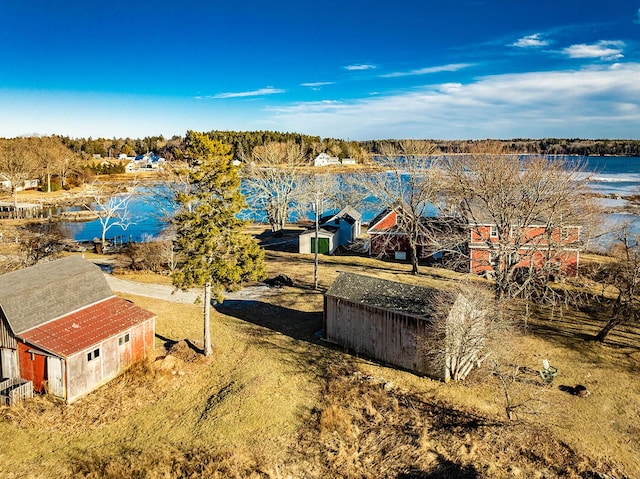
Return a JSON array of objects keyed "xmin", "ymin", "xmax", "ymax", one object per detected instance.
[{"xmin": 104, "ymin": 274, "xmax": 276, "ymax": 304}]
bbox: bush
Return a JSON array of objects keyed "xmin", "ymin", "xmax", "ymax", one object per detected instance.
[
  {"xmin": 124, "ymin": 240, "xmax": 174, "ymax": 273},
  {"xmin": 40, "ymin": 181, "xmax": 61, "ymax": 192}
]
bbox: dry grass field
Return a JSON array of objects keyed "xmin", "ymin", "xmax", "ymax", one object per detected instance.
[{"xmin": 0, "ymin": 228, "xmax": 639, "ymax": 478}]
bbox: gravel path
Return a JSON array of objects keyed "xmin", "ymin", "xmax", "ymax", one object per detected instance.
[
  {"xmin": 104, "ymin": 274, "xmax": 275, "ymax": 304},
  {"xmin": 104, "ymin": 275, "xmax": 201, "ymax": 304}
]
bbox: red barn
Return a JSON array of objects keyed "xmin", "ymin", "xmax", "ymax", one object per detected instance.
[
  {"xmin": 0, "ymin": 256, "xmax": 155, "ymax": 403},
  {"xmin": 367, "ymin": 209, "xmax": 462, "ymax": 262}
]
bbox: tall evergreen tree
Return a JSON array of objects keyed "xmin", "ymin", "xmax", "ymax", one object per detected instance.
[{"xmin": 172, "ymin": 131, "xmax": 265, "ymax": 356}]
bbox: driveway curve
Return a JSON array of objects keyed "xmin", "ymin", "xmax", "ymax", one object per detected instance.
[
  {"xmin": 104, "ymin": 275, "xmax": 201, "ymax": 304},
  {"xmin": 104, "ymin": 274, "xmax": 276, "ymax": 304}
]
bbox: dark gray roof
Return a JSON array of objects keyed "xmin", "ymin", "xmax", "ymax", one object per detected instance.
[
  {"xmin": 326, "ymin": 272, "xmax": 437, "ymax": 318},
  {"xmin": 300, "ymin": 225, "xmax": 340, "ymax": 237},
  {"xmin": 463, "ymin": 200, "xmax": 549, "ymax": 226},
  {"xmin": 321, "ymin": 206, "xmax": 362, "ymax": 226},
  {"xmin": 334, "ymin": 205, "xmax": 362, "ymax": 222},
  {"xmin": 0, "ymin": 256, "xmax": 114, "ymax": 334}
]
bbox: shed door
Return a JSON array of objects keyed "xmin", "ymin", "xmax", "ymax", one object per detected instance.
[
  {"xmin": 311, "ymin": 237, "xmax": 330, "ymax": 254},
  {"xmin": 46, "ymin": 357, "xmax": 64, "ymax": 398},
  {"xmin": 0, "ymin": 348, "xmax": 18, "ymax": 379}
]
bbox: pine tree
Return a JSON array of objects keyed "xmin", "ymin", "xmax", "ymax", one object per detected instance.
[{"xmin": 172, "ymin": 131, "xmax": 266, "ymax": 356}]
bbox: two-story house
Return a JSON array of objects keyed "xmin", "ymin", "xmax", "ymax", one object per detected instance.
[{"xmin": 467, "ymin": 210, "xmax": 581, "ymax": 276}]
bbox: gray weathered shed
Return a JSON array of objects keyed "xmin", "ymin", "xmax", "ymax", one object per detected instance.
[
  {"xmin": 0, "ymin": 256, "xmax": 155, "ymax": 403},
  {"xmin": 324, "ymin": 272, "xmax": 437, "ymax": 375}
]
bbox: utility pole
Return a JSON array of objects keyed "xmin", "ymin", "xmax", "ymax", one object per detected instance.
[{"xmin": 313, "ymin": 191, "xmax": 320, "ymax": 290}]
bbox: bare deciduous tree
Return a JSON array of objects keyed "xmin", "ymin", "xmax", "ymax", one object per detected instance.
[
  {"xmin": 19, "ymin": 221, "xmax": 65, "ymax": 266},
  {"xmin": 243, "ymin": 142, "xmax": 307, "ymax": 232},
  {"xmin": 356, "ymin": 140, "xmax": 458, "ymax": 275},
  {"xmin": 419, "ymin": 283, "xmax": 505, "ymax": 382},
  {"xmin": 443, "ymin": 143, "xmax": 597, "ymax": 300},
  {"xmin": 31, "ymin": 136, "xmax": 80, "ymax": 192},
  {"xmin": 590, "ymin": 226, "xmax": 640, "ymax": 342},
  {"xmin": 491, "ymin": 356, "xmax": 550, "ymax": 422},
  {"xmin": 0, "ymin": 138, "xmax": 38, "ymax": 207},
  {"xmin": 85, "ymin": 181, "xmax": 137, "ymax": 248},
  {"xmin": 125, "ymin": 238, "xmax": 175, "ymax": 273}
]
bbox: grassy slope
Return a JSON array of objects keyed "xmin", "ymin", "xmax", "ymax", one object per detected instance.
[{"xmin": 0, "ymin": 251, "xmax": 638, "ymax": 478}]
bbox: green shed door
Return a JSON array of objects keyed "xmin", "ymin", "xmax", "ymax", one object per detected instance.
[{"xmin": 311, "ymin": 237, "xmax": 330, "ymax": 254}]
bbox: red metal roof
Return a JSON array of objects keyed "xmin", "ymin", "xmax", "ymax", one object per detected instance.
[{"xmin": 18, "ymin": 297, "xmax": 156, "ymax": 358}]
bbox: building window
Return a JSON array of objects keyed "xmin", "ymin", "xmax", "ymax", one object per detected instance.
[
  {"xmin": 118, "ymin": 333, "xmax": 130, "ymax": 346},
  {"xmin": 490, "ymin": 225, "xmax": 498, "ymax": 238},
  {"xmin": 87, "ymin": 348, "xmax": 100, "ymax": 361}
]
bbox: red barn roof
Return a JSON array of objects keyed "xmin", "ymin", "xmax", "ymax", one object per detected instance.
[{"xmin": 19, "ymin": 297, "xmax": 156, "ymax": 358}]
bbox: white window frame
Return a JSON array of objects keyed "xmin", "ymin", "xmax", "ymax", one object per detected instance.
[{"xmin": 87, "ymin": 348, "xmax": 100, "ymax": 361}]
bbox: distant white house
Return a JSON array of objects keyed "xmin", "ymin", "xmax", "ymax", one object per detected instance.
[
  {"xmin": 125, "ymin": 153, "xmax": 166, "ymax": 172},
  {"xmin": 341, "ymin": 158, "xmax": 356, "ymax": 165},
  {"xmin": 314, "ymin": 152, "xmax": 341, "ymax": 167},
  {"xmin": 0, "ymin": 174, "xmax": 39, "ymax": 192}
]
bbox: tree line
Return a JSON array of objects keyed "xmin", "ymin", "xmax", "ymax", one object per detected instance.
[
  {"xmin": 52, "ymin": 134, "xmax": 640, "ymax": 159},
  {"xmin": 38, "ymin": 131, "xmax": 370, "ymax": 165},
  {"xmin": 361, "ymin": 138, "xmax": 640, "ymax": 156}
]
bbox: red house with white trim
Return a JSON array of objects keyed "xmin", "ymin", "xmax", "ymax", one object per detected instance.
[
  {"xmin": 0, "ymin": 256, "xmax": 155, "ymax": 403},
  {"xmin": 468, "ymin": 219, "xmax": 581, "ymax": 276}
]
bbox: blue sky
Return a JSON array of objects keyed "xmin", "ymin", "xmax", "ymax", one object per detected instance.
[{"xmin": 1, "ymin": 0, "xmax": 639, "ymax": 140}]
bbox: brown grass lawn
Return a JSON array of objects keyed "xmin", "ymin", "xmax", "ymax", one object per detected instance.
[{"xmin": 0, "ymin": 243, "xmax": 639, "ymax": 477}]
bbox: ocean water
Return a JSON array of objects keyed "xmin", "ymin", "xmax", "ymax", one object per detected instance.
[
  {"xmin": 65, "ymin": 188, "xmax": 172, "ymax": 242},
  {"xmin": 581, "ymin": 156, "xmax": 640, "ymax": 199},
  {"xmin": 66, "ymin": 156, "xmax": 640, "ymax": 242}
]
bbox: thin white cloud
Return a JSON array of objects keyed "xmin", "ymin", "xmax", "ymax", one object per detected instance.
[
  {"xmin": 269, "ymin": 64, "xmax": 640, "ymax": 140},
  {"xmin": 635, "ymin": 8, "xmax": 640, "ymax": 24},
  {"xmin": 380, "ymin": 63, "xmax": 473, "ymax": 78},
  {"xmin": 563, "ymin": 40, "xmax": 625, "ymax": 60},
  {"xmin": 199, "ymin": 87, "xmax": 285, "ymax": 99},
  {"xmin": 344, "ymin": 64, "xmax": 376, "ymax": 71},
  {"xmin": 511, "ymin": 33, "xmax": 549, "ymax": 48},
  {"xmin": 301, "ymin": 82, "xmax": 335, "ymax": 88}
]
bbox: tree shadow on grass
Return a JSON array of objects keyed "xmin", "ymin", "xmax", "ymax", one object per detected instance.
[
  {"xmin": 155, "ymin": 333, "xmax": 177, "ymax": 348},
  {"xmin": 214, "ymin": 298, "xmax": 349, "ymax": 382},
  {"xmin": 526, "ymin": 313, "xmax": 640, "ymax": 351},
  {"xmin": 521, "ymin": 315, "xmax": 640, "ymax": 375},
  {"xmin": 397, "ymin": 457, "xmax": 480, "ymax": 478},
  {"xmin": 216, "ymin": 299, "xmax": 323, "ymax": 342},
  {"xmin": 155, "ymin": 333, "xmax": 204, "ymax": 355}
]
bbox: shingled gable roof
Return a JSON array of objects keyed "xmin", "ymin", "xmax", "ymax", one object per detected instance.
[
  {"xmin": 320, "ymin": 206, "xmax": 362, "ymax": 226},
  {"xmin": 326, "ymin": 272, "xmax": 437, "ymax": 318},
  {"xmin": 327, "ymin": 205, "xmax": 362, "ymax": 224},
  {"xmin": 463, "ymin": 200, "xmax": 553, "ymax": 227},
  {"xmin": 0, "ymin": 256, "xmax": 114, "ymax": 335}
]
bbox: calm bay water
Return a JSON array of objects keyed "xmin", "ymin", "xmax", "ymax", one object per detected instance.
[{"xmin": 65, "ymin": 156, "xmax": 640, "ymax": 242}]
